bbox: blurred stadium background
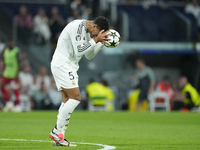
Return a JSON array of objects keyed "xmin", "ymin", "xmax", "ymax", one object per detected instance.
[{"xmin": 0, "ymin": 0, "xmax": 200, "ymax": 111}]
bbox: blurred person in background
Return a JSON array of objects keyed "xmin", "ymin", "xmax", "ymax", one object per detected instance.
[
  {"xmin": 36, "ymin": 66, "xmax": 51, "ymax": 91},
  {"xmin": 70, "ymin": 0, "xmax": 86, "ymax": 16},
  {"xmin": 155, "ymin": 75, "xmax": 174, "ymax": 101},
  {"xmin": 33, "ymin": 8, "xmax": 51, "ymax": 44},
  {"xmin": 15, "ymin": 5, "xmax": 33, "ymax": 44},
  {"xmin": 67, "ymin": 8, "xmax": 82, "ymax": 23},
  {"xmin": 31, "ymin": 81, "xmax": 52, "ymax": 110},
  {"xmin": 171, "ymin": 76, "xmax": 200, "ymax": 111},
  {"xmin": 86, "ymin": 79, "xmax": 107, "ymax": 111},
  {"xmin": 131, "ymin": 58, "xmax": 155, "ymax": 111},
  {"xmin": 49, "ymin": 6, "xmax": 66, "ymax": 45},
  {"xmin": 19, "ymin": 51, "xmax": 30, "ymax": 71},
  {"xmin": 100, "ymin": 79, "xmax": 115, "ymax": 111},
  {"xmin": 0, "ymin": 38, "xmax": 21, "ymax": 112},
  {"xmin": 68, "ymin": 0, "xmax": 92, "ymax": 23},
  {"xmin": 29, "ymin": 75, "xmax": 39, "ymax": 109},
  {"xmin": 18, "ymin": 64, "xmax": 33, "ymax": 111}
]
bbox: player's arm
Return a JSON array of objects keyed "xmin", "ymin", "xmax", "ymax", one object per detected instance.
[
  {"xmin": 71, "ymin": 27, "xmax": 109, "ymax": 57},
  {"xmin": 84, "ymin": 42, "xmax": 104, "ymax": 60},
  {"xmin": 84, "ymin": 30, "xmax": 110, "ymax": 60},
  {"xmin": 147, "ymin": 68, "xmax": 156, "ymax": 94}
]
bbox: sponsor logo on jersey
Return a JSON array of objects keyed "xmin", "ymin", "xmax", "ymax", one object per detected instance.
[{"xmin": 76, "ymin": 35, "xmax": 81, "ymax": 41}]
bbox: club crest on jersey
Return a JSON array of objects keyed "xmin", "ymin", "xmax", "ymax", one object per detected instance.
[
  {"xmin": 76, "ymin": 35, "xmax": 81, "ymax": 41},
  {"xmin": 72, "ymin": 81, "xmax": 76, "ymax": 86}
]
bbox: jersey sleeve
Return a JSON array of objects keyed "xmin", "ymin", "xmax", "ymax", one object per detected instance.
[
  {"xmin": 70, "ymin": 21, "xmax": 97, "ymax": 57},
  {"xmin": 146, "ymin": 67, "xmax": 156, "ymax": 83},
  {"xmin": 85, "ymin": 42, "xmax": 104, "ymax": 60}
]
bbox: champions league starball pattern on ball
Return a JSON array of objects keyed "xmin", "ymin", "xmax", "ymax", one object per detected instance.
[{"xmin": 104, "ymin": 29, "xmax": 120, "ymax": 48}]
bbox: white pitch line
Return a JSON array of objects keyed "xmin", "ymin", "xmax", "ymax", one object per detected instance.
[{"xmin": 0, "ymin": 138, "xmax": 116, "ymax": 150}]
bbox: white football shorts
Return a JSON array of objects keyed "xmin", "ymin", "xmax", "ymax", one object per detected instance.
[{"xmin": 51, "ymin": 62, "xmax": 79, "ymax": 91}]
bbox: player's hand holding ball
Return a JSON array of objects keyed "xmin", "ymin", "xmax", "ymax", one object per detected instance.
[{"xmin": 94, "ymin": 30, "xmax": 110, "ymax": 44}]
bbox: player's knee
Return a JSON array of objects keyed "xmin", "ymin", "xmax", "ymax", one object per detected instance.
[{"xmin": 73, "ymin": 94, "xmax": 81, "ymax": 101}]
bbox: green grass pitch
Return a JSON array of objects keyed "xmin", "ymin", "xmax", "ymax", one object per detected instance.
[{"xmin": 0, "ymin": 111, "xmax": 200, "ymax": 150}]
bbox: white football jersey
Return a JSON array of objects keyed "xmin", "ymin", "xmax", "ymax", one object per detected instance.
[{"xmin": 51, "ymin": 19, "xmax": 104, "ymax": 71}]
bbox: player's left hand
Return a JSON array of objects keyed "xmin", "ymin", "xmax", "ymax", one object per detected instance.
[{"xmin": 94, "ymin": 30, "xmax": 111, "ymax": 44}]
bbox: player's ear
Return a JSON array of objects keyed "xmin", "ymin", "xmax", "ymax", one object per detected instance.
[{"xmin": 93, "ymin": 24, "xmax": 97, "ymax": 29}]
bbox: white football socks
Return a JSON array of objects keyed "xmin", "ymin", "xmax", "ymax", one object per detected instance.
[{"xmin": 53, "ymin": 99, "xmax": 80, "ymax": 135}]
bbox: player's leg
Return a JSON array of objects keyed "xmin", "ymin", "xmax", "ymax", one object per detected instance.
[
  {"xmin": 1, "ymin": 77, "xmax": 10, "ymax": 102},
  {"xmin": 53, "ymin": 87, "xmax": 80, "ymax": 134},
  {"xmin": 50, "ymin": 87, "xmax": 80, "ymax": 146},
  {"xmin": 11, "ymin": 79, "xmax": 22, "ymax": 112},
  {"xmin": 49, "ymin": 64, "xmax": 80, "ymax": 146},
  {"xmin": 60, "ymin": 88, "xmax": 81, "ymax": 134},
  {"xmin": 1, "ymin": 77, "xmax": 14, "ymax": 111},
  {"xmin": 136, "ymin": 90, "xmax": 146, "ymax": 111},
  {"xmin": 136, "ymin": 101, "xmax": 142, "ymax": 111}
]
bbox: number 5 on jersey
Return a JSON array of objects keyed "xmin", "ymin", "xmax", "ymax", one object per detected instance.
[{"xmin": 69, "ymin": 72, "xmax": 75, "ymax": 80}]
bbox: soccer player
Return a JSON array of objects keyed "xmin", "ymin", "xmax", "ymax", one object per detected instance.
[{"xmin": 49, "ymin": 16, "xmax": 110, "ymax": 146}]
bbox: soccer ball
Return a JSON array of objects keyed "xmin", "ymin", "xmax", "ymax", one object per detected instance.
[{"xmin": 104, "ymin": 29, "xmax": 120, "ymax": 48}]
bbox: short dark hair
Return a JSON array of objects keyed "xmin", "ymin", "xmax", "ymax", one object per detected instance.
[
  {"xmin": 100, "ymin": 79, "xmax": 108, "ymax": 86},
  {"xmin": 93, "ymin": 16, "xmax": 109, "ymax": 31}
]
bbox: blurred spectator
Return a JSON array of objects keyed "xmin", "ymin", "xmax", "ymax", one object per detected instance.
[
  {"xmin": 31, "ymin": 81, "xmax": 51, "ymax": 110},
  {"xmin": 86, "ymin": 79, "xmax": 107, "ymax": 111},
  {"xmin": 18, "ymin": 64, "xmax": 33, "ymax": 111},
  {"xmin": 67, "ymin": 8, "xmax": 82, "ymax": 23},
  {"xmin": 70, "ymin": 0, "xmax": 86, "ymax": 14},
  {"xmin": 36, "ymin": 66, "xmax": 51, "ymax": 91},
  {"xmin": 0, "ymin": 38, "xmax": 21, "ymax": 112},
  {"xmin": 29, "ymin": 76, "xmax": 39, "ymax": 96},
  {"xmin": 49, "ymin": 6, "xmax": 66, "ymax": 44},
  {"xmin": 48, "ymin": 76, "xmax": 62, "ymax": 109},
  {"xmin": 172, "ymin": 76, "xmax": 200, "ymax": 111},
  {"xmin": 68, "ymin": 1, "xmax": 92, "ymax": 22},
  {"xmin": 0, "ymin": 36, "xmax": 6, "ymax": 55},
  {"xmin": 33, "ymin": 8, "xmax": 51, "ymax": 44},
  {"xmin": 82, "ymin": 8, "xmax": 92, "ymax": 20},
  {"xmin": 131, "ymin": 58, "xmax": 155, "ymax": 111},
  {"xmin": 156, "ymin": 75, "xmax": 174, "ymax": 100},
  {"xmin": 19, "ymin": 51, "xmax": 30, "ymax": 71},
  {"xmin": 185, "ymin": 0, "xmax": 200, "ymax": 19},
  {"xmin": 100, "ymin": 79, "xmax": 115, "ymax": 111},
  {"xmin": 15, "ymin": 5, "xmax": 33, "ymax": 43}
]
